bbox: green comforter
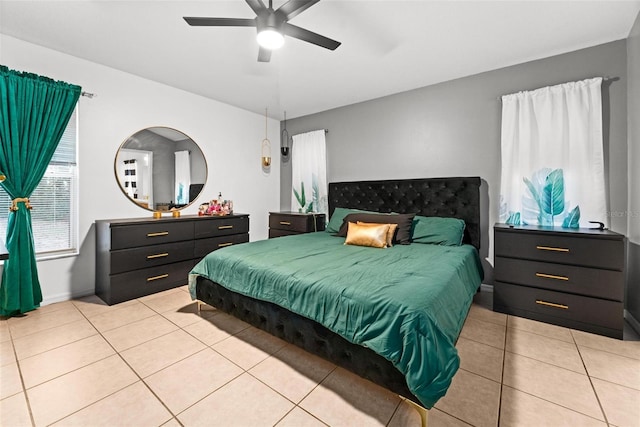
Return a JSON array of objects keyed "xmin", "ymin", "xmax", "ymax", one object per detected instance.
[{"xmin": 188, "ymin": 232, "xmax": 483, "ymax": 408}]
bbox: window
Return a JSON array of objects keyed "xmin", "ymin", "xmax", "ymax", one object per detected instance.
[{"xmin": 0, "ymin": 108, "xmax": 78, "ymax": 257}]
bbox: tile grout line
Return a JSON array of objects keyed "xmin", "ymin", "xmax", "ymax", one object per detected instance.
[
  {"xmin": 244, "ymin": 351, "xmax": 338, "ymax": 426},
  {"xmin": 46, "ymin": 299, "xmax": 176, "ymax": 426},
  {"xmin": 7, "ymin": 320, "xmax": 37, "ymax": 427},
  {"xmin": 495, "ymin": 314, "xmax": 509, "ymax": 427},
  {"xmin": 496, "ymin": 319, "xmax": 615, "ymax": 426},
  {"xmin": 571, "ymin": 329, "xmax": 611, "ymax": 426},
  {"xmin": 53, "ymin": 298, "xmax": 203, "ymax": 425},
  {"xmin": 501, "ymin": 346, "xmax": 611, "ymax": 423}
]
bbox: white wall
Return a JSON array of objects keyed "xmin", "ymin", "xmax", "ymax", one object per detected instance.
[{"xmin": 0, "ymin": 35, "xmax": 281, "ymax": 305}]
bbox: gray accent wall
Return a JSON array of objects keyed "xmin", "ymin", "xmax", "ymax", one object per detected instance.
[
  {"xmin": 627, "ymin": 12, "xmax": 640, "ymax": 328},
  {"xmin": 281, "ymin": 40, "xmax": 628, "ymax": 284}
]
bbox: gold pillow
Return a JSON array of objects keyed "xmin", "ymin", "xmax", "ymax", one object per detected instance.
[
  {"xmin": 344, "ymin": 222, "xmax": 390, "ymax": 248},
  {"xmin": 357, "ymin": 221, "xmax": 398, "ymax": 247}
]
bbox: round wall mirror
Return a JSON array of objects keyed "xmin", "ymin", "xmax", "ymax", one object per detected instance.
[{"xmin": 115, "ymin": 127, "xmax": 207, "ymax": 213}]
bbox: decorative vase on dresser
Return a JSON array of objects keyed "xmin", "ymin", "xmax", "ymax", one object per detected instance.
[
  {"xmin": 268, "ymin": 211, "xmax": 326, "ymax": 238},
  {"xmin": 493, "ymin": 223, "xmax": 625, "ymax": 339},
  {"xmin": 95, "ymin": 214, "xmax": 249, "ymax": 305}
]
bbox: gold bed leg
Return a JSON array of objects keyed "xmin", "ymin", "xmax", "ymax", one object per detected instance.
[
  {"xmin": 196, "ymin": 300, "xmax": 216, "ymax": 313},
  {"xmin": 401, "ymin": 397, "xmax": 429, "ymax": 427}
]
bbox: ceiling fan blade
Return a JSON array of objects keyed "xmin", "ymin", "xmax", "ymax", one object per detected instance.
[
  {"xmin": 245, "ymin": 0, "xmax": 267, "ymax": 15},
  {"xmin": 276, "ymin": 0, "xmax": 320, "ymax": 20},
  {"xmin": 283, "ymin": 23, "xmax": 341, "ymax": 50},
  {"xmin": 258, "ymin": 47, "xmax": 272, "ymax": 62},
  {"xmin": 183, "ymin": 17, "xmax": 256, "ymax": 27}
]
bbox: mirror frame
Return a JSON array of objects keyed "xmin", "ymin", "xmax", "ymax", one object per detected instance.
[{"xmin": 114, "ymin": 126, "xmax": 208, "ymax": 215}]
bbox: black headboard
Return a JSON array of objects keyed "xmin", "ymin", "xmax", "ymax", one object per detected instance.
[{"xmin": 328, "ymin": 177, "xmax": 481, "ymax": 249}]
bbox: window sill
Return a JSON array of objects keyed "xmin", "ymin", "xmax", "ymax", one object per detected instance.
[{"xmin": 36, "ymin": 250, "xmax": 79, "ymax": 262}]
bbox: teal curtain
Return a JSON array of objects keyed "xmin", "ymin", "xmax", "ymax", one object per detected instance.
[{"xmin": 0, "ymin": 65, "xmax": 81, "ymax": 316}]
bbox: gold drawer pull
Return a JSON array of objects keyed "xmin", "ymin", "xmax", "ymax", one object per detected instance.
[
  {"xmin": 279, "ymin": 221, "xmax": 291, "ymax": 226},
  {"xmin": 218, "ymin": 225, "xmax": 233, "ymax": 230},
  {"xmin": 147, "ymin": 274, "xmax": 169, "ymax": 282},
  {"xmin": 147, "ymin": 231, "xmax": 169, "ymax": 237},
  {"xmin": 536, "ymin": 245, "xmax": 569, "ymax": 253},
  {"xmin": 536, "ymin": 272, "xmax": 569, "ymax": 281},
  {"xmin": 218, "ymin": 242, "xmax": 233, "ymax": 247},
  {"xmin": 535, "ymin": 300, "xmax": 568, "ymax": 310},
  {"xmin": 147, "ymin": 253, "xmax": 169, "ymax": 260}
]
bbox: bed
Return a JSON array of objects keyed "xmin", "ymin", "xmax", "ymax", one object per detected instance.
[{"xmin": 188, "ymin": 177, "xmax": 482, "ymax": 422}]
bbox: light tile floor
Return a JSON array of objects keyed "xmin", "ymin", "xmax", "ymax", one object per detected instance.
[{"xmin": 1, "ymin": 286, "xmax": 639, "ymax": 427}]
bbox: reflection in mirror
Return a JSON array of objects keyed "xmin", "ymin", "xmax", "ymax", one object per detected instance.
[{"xmin": 115, "ymin": 127, "xmax": 207, "ymax": 212}]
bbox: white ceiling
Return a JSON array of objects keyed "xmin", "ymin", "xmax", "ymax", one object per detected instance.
[{"xmin": 1, "ymin": 1, "xmax": 639, "ymax": 120}]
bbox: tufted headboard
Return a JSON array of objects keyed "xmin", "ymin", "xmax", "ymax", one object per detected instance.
[{"xmin": 328, "ymin": 177, "xmax": 482, "ymax": 250}]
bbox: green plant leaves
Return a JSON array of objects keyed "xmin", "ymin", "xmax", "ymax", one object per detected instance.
[{"xmin": 293, "ymin": 181, "xmax": 306, "ymax": 210}]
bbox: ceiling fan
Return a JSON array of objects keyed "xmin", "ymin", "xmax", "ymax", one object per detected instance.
[{"xmin": 183, "ymin": 0, "xmax": 341, "ymax": 62}]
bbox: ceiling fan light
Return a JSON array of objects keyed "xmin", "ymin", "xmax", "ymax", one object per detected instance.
[{"xmin": 257, "ymin": 29, "xmax": 284, "ymax": 50}]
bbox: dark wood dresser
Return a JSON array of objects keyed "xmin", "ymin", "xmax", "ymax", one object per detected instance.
[
  {"xmin": 268, "ymin": 211, "xmax": 326, "ymax": 238},
  {"xmin": 493, "ymin": 223, "xmax": 625, "ymax": 339},
  {"xmin": 96, "ymin": 214, "xmax": 249, "ymax": 305}
]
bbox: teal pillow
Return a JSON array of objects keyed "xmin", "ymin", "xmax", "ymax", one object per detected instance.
[
  {"xmin": 411, "ymin": 216, "xmax": 466, "ymax": 246},
  {"xmin": 326, "ymin": 208, "xmax": 375, "ymax": 233}
]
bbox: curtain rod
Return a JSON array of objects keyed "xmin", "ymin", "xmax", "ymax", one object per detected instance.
[
  {"xmin": 497, "ymin": 76, "xmax": 617, "ymax": 100},
  {"xmin": 81, "ymin": 91, "xmax": 96, "ymax": 98}
]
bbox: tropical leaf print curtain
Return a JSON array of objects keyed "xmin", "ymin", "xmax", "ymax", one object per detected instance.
[
  {"xmin": 499, "ymin": 78, "xmax": 606, "ymax": 228},
  {"xmin": 291, "ymin": 130, "xmax": 328, "ymax": 216}
]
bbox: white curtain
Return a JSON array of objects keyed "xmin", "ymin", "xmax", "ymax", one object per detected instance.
[
  {"xmin": 174, "ymin": 150, "xmax": 191, "ymax": 205},
  {"xmin": 499, "ymin": 78, "xmax": 606, "ymax": 228},
  {"xmin": 291, "ymin": 130, "xmax": 328, "ymax": 216}
]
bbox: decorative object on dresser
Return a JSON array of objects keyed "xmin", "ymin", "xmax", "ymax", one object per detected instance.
[
  {"xmin": 493, "ymin": 223, "xmax": 625, "ymax": 339},
  {"xmin": 268, "ymin": 211, "xmax": 326, "ymax": 238},
  {"xmin": 95, "ymin": 214, "xmax": 249, "ymax": 305}
]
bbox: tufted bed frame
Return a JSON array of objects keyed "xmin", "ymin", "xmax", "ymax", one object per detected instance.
[{"xmin": 195, "ymin": 176, "xmax": 482, "ymax": 418}]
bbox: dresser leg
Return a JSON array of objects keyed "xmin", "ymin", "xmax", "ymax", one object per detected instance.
[{"xmin": 401, "ymin": 397, "xmax": 429, "ymax": 427}]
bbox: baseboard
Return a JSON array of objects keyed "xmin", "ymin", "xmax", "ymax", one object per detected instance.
[
  {"xmin": 41, "ymin": 288, "xmax": 95, "ymax": 306},
  {"xmin": 624, "ymin": 309, "xmax": 640, "ymax": 336}
]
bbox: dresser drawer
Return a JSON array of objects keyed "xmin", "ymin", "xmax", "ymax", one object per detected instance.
[
  {"xmin": 494, "ymin": 230, "xmax": 624, "ymax": 270},
  {"xmin": 194, "ymin": 233, "xmax": 250, "ymax": 259},
  {"xmin": 111, "ymin": 221, "xmax": 194, "ymax": 250},
  {"xmin": 269, "ymin": 214, "xmax": 309, "ymax": 233},
  {"xmin": 269, "ymin": 212, "xmax": 326, "ymax": 236},
  {"xmin": 194, "ymin": 216, "xmax": 249, "ymax": 239},
  {"xmin": 268, "ymin": 228, "xmax": 299, "ymax": 238},
  {"xmin": 107, "ymin": 260, "xmax": 195, "ymax": 305},
  {"xmin": 494, "ymin": 282, "xmax": 623, "ymax": 334},
  {"xmin": 110, "ymin": 241, "xmax": 195, "ymax": 275},
  {"xmin": 494, "ymin": 257, "xmax": 624, "ymax": 301}
]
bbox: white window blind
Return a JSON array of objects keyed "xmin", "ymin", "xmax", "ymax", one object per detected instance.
[{"xmin": 0, "ymin": 108, "xmax": 78, "ymax": 256}]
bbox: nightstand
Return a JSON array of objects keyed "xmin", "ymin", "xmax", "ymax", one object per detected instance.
[
  {"xmin": 493, "ymin": 223, "xmax": 625, "ymax": 339},
  {"xmin": 268, "ymin": 211, "xmax": 326, "ymax": 238}
]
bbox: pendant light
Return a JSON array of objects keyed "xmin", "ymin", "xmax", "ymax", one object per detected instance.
[
  {"xmin": 281, "ymin": 111, "xmax": 290, "ymax": 158},
  {"xmin": 262, "ymin": 108, "xmax": 272, "ymax": 167}
]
